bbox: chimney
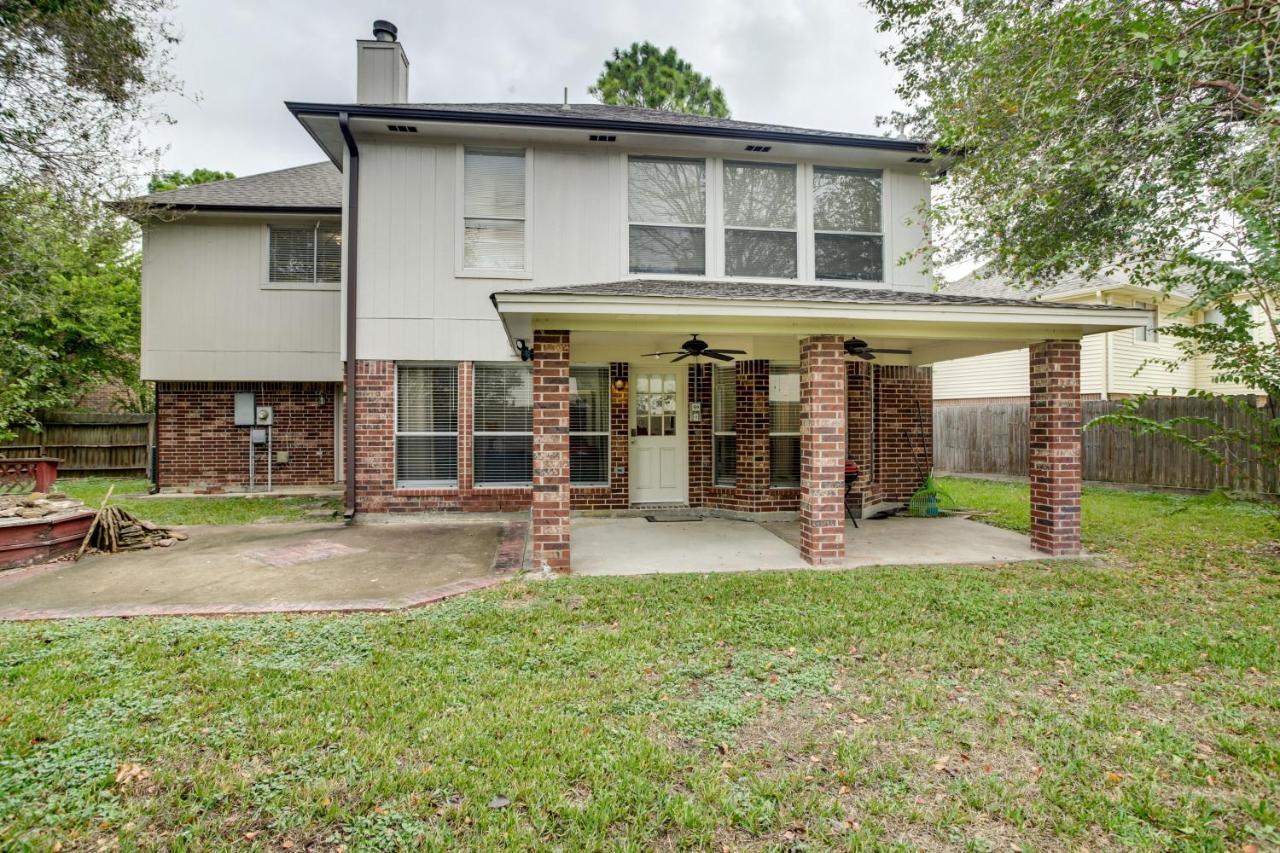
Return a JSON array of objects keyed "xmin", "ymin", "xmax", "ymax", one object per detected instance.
[{"xmin": 356, "ymin": 20, "xmax": 409, "ymax": 104}]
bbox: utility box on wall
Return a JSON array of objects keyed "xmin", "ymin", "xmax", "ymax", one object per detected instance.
[{"xmin": 233, "ymin": 392, "xmax": 255, "ymax": 427}]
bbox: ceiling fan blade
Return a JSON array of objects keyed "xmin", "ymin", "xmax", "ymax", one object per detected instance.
[
  {"xmin": 641, "ymin": 351, "xmax": 683, "ymax": 357},
  {"xmin": 707, "ymin": 349, "xmax": 747, "ymax": 355},
  {"xmin": 671, "ymin": 352, "xmax": 691, "ymax": 362},
  {"xmin": 868, "ymin": 348, "xmax": 913, "ymax": 354},
  {"xmin": 702, "ymin": 351, "xmax": 735, "ymax": 361},
  {"xmin": 858, "ymin": 351, "xmax": 876, "ymax": 360}
]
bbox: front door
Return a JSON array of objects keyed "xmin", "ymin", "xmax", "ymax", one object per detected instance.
[{"xmin": 630, "ymin": 365, "xmax": 687, "ymax": 504}]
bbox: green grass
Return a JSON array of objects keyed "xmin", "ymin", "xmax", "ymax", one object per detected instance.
[
  {"xmin": 2, "ymin": 479, "xmax": 1277, "ymax": 849},
  {"xmin": 56, "ymin": 477, "xmax": 341, "ymax": 526}
]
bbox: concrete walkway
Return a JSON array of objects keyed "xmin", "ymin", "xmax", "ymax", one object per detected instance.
[
  {"xmin": 571, "ymin": 514, "xmax": 1046, "ymax": 576},
  {"xmin": 0, "ymin": 521, "xmax": 523, "ymax": 620}
]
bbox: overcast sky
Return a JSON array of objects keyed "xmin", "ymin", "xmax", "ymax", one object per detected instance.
[{"xmin": 145, "ymin": 0, "xmax": 904, "ymax": 179}]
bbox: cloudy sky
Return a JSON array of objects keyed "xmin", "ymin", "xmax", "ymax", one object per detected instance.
[{"xmin": 145, "ymin": 0, "xmax": 904, "ymax": 179}]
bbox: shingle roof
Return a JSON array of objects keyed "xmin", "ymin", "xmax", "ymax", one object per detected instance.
[
  {"xmin": 496, "ymin": 279, "xmax": 1133, "ymax": 311},
  {"xmin": 129, "ymin": 162, "xmax": 341, "ymax": 211}
]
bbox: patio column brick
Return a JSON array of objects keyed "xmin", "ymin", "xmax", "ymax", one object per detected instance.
[
  {"xmin": 532, "ymin": 329, "xmax": 571, "ymax": 574},
  {"xmin": 1029, "ymin": 340, "xmax": 1082, "ymax": 556},
  {"xmin": 800, "ymin": 335, "xmax": 847, "ymax": 565}
]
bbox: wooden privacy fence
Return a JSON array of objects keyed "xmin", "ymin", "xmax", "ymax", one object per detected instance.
[
  {"xmin": 934, "ymin": 396, "xmax": 1278, "ymax": 495},
  {"xmin": 0, "ymin": 411, "xmax": 153, "ymax": 479}
]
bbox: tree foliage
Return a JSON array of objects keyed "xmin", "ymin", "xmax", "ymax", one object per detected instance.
[
  {"xmin": 589, "ymin": 42, "xmax": 729, "ymax": 118},
  {"xmin": 147, "ymin": 167, "xmax": 235, "ymax": 194},
  {"xmin": 868, "ymin": 0, "xmax": 1280, "ymax": 492}
]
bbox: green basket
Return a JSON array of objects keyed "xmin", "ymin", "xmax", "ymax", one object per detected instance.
[{"xmin": 907, "ymin": 471, "xmax": 955, "ymax": 518}]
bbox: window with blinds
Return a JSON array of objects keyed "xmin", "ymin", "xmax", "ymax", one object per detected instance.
[
  {"xmin": 463, "ymin": 148, "xmax": 527, "ymax": 272},
  {"xmin": 268, "ymin": 222, "xmax": 341, "ymax": 285},
  {"xmin": 396, "ymin": 364, "xmax": 458, "ymax": 486},
  {"xmin": 712, "ymin": 366, "xmax": 736, "ymax": 486},
  {"xmin": 769, "ymin": 363, "xmax": 801, "ymax": 487},
  {"xmin": 473, "ymin": 363, "xmax": 533, "ymax": 486},
  {"xmin": 628, "ymin": 156, "xmax": 706, "ymax": 275},
  {"xmin": 724, "ymin": 161, "xmax": 797, "ymax": 279},
  {"xmin": 570, "ymin": 366, "xmax": 610, "ymax": 485},
  {"xmin": 813, "ymin": 167, "xmax": 883, "ymax": 281}
]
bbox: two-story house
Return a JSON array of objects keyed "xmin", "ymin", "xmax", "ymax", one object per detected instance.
[{"xmin": 127, "ymin": 21, "xmax": 1150, "ymax": 571}]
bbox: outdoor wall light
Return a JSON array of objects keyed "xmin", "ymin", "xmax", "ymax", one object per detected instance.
[{"xmin": 612, "ymin": 377, "xmax": 628, "ymax": 393}]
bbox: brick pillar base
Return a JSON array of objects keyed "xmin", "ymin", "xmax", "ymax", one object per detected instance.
[
  {"xmin": 532, "ymin": 330, "xmax": 571, "ymax": 573},
  {"xmin": 799, "ymin": 336, "xmax": 847, "ymax": 565},
  {"xmin": 1029, "ymin": 340, "xmax": 1082, "ymax": 556}
]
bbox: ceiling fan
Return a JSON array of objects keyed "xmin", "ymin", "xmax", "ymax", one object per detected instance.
[
  {"xmin": 643, "ymin": 334, "xmax": 747, "ymax": 363},
  {"xmin": 844, "ymin": 337, "xmax": 913, "ymax": 361}
]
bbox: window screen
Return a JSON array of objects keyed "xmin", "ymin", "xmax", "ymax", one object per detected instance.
[
  {"xmin": 723, "ymin": 161, "xmax": 797, "ymax": 278},
  {"xmin": 473, "ymin": 363, "xmax": 533, "ymax": 486},
  {"xmin": 628, "ymin": 156, "xmax": 706, "ymax": 275},
  {"xmin": 396, "ymin": 364, "xmax": 457, "ymax": 486},
  {"xmin": 268, "ymin": 222, "xmax": 341, "ymax": 284},
  {"xmin": 713, "ymin": 366, "xmax": 736, "ymax": 486},
  {"xmin": 813, "ymin": 167, "xmax": 883, "ymax": 281},
  {"xmin": 463, "ymin": 148, "xmax": 526, "ymax": 272},
  {"xmin": 769, "ymin": 363, "xmax": 801, "ymax": 487},
  {"xmin": 570, "ymin": 366, "xmax": 610, "ymax": 485}
]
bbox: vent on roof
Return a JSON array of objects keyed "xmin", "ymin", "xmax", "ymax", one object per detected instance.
[
  {"xmin": 744, "ymin": 144, "xmax": 772, "ymax": 153},
  {"xmin": 907, "ymin": 155, "xmax": 932, "ymax": 163},
  {"xmin": 387, "ymin": 124, "xmax": 418, "ymax": 133},
  {"xmin": 588, "ymin": 134, "xmax": 616, "ymax": 142}
]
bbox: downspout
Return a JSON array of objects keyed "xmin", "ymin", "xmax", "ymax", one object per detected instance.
[{"xmin": 339, "ymin": 112, "xmax": 359, "ymax": 518}]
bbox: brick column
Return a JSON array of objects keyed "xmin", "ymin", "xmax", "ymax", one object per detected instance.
[
  {"xmin": 735, "ymin": 360, "xmax": 771, "ymax": 506},
  {"xmin": 1029, "ymin": 340, "xmax": 1082, "ymax": 556},
  {"xmin": 532, "ymin": 330, "xmax": 572, "ymax": 574},
  {"xmin": 799, "ymin": 336, "xmax": 847, "ymax": 565}
]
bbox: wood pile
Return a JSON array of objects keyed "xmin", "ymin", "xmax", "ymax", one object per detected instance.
[{"xmin": 79, "ymin": 504, "xmax": 186, "ymax": 555}]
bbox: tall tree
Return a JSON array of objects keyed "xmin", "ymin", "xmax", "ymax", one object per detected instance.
[
  {"xmin": 147, "ymin": 168, "xmax": 235, "ymax": 194},
  {"xmin": 590, "ymin": 42, "xmax": 730, "ymax": 118},
  {"xmin": 868, "ymin": 0, "xmax": 1280, "ymax": 490}
]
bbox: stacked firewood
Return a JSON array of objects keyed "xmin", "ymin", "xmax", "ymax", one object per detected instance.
[{"xmin": 80, "ymin": 505, "xmax": 186, "ymax": 555}]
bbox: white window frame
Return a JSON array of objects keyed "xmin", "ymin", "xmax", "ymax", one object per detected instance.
[
  {"xmin": 455, "ymin": 145, "xmax": 534, "ymax": 279},
  {"xmin": 712, "ymin": 364, "xmax": 736, "ymax": 487},
  {"xmin": 261, "ymin": 219, "xmax": 342, "ymax": 290},
  {"xmin": 394, "ymin": 362, "xmax": 458, "ymax": 489},
  {"xmin": 810, "ymin": 165, "xmax": 886, "ymax": 284},
  {"xmin": 768, "ymin": 362, "xmax": 802, "ymax": 489},
  {"xmin": 472, "ymin": 362, "xmax": 534, "ymax": 488},
  {"xmin": 570, "ymin": 364, "xmax": 611, "ymax": 487},
  {"xmin": 721, "ymin": 159, "xmax": 803, "ymax": 282},
  {"xmin": 623, "ymin": 154, "xmax": 710, "ymax": 278}
]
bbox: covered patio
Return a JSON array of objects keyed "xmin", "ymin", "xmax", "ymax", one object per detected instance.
[{"xmin": 490, "ymin": 280, "xmax": 1149, "ymax": 574}]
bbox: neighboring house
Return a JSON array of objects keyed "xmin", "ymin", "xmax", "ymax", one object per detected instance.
[
  {"xmin": 122, "ymin": 21, "xmax": 1149, "ymax": 569},
  {"xmin": 935, "ymin": 269, "xmax": 1272, "ymax": 404}
]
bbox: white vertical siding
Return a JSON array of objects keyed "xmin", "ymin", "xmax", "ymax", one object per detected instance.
[{"xmin": 140, "ymin": 218, "xmax": 341, "ymax": 381}]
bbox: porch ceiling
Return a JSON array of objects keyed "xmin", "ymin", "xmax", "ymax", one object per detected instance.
[{"xmin": 491, "ymin": 280, "xmax": 1153, "ymax": 366}]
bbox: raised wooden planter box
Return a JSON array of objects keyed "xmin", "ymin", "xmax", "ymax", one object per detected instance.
[{"xmin": 0, "ymin": 508, "xmax": 95, "ymax": 570}]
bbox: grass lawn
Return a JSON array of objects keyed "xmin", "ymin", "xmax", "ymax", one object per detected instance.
[
  {"xmin": 55, "ymin": 477, "xmax": 342, "ymax": 527},
  {"xmin": 1, "ymin": 479, "xmax": 1277, "ymax": 849}
]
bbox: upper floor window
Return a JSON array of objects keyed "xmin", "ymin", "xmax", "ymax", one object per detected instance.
[
  {"xmin": 813, "ymin": 167, "xmax": 883, "ymax": 281},
  {"xmin": 724, "ymin": 161, "xmax": 797, "ymax": 279},
  {"xmin": 463, "ymin": 147, "xmax": 527, "ymax": 272},
  {"xmin": 628, "ymin": 156, "xmax": 706, "ymax": 275},
  {"xmin": 268, "ymin": 222, "xmax": 341, "ymax": 285}
]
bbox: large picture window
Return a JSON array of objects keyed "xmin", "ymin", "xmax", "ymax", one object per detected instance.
[
  {"xmin": 628, "ymin": 156, "xmax": 706, "ymax": 275},
  {"xmin": 463, "ymin": 147, "xmax": 527, "ymax": 272},
  {"xmin": 268, "ymin": 222, "xmax": 341, "ymax": 284},
  {"xmin": 724, "ymin": 161, "xmax": 797, "ymax": 279},
  {"xmin": 396, "ymin": 364, "xmax": 458, "ymax": 487},
  {"xmin": 473, "ymin": 363, "xmax": 533, "ymax": 486},
  {"xmin": 570, "ymin": 366, "xmax": 610, "ymax": 485},
  {"xmin": 769, "ymin": 363, "xmax": 801, "ymax": 488},
  {"xmin": 813, "ymin": 167, "xmax": 883, "ymax": 281},
  {"xmin": 712, "ymin": 366, "xmax": 736, "ymax": 486}
]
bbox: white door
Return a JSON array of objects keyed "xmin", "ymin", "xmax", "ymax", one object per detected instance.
[{"xmin": 630, "ymin": 366, "xmax": 687, "ymax": 504}]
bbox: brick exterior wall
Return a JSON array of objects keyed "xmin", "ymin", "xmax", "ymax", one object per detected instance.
[
  {"xmin": 1029, "ymin": 340, "xmax": 1082, "ymax": 556},
  {"xmin": 531, "ymin": 330, "xmax": 571, "ymax": 574},
  {"xmin": 799, "ymin": 336, "xmax": 847, "ymax": 565},
  {"xmin": 156, "ymin": 381, "xmax": 337, "ymax": 488},
  {"xmin": 872, "ymin": 365, "xmax": 934, "ymax": 503}
]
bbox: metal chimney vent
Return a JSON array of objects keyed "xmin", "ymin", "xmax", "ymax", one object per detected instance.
[{"xmin": 372, "ymin": 20, "xmax": 398, "ymax": 42}]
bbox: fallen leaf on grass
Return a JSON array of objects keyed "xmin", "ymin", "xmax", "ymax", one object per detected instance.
[
  {"xmin": 1105, "ymin": 771, "xmax": 1124, "ymax": 785},
  {"xmin": 488, "ymin": 795, "xmax": 511, "ymax": 809}
]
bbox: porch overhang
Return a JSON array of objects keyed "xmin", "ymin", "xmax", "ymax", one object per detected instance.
[{"xmin": 490, "ymin": 280, "xmax": 1153, "ymax": 366}]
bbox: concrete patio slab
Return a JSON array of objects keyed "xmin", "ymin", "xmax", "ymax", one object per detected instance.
[
  {"xmin": 571, "ymin": 514, "xmax": 1046, "ymax": 576},
  {"xmin": 0, "ymin": 521, "xmax": 522, "ymax": 620}
]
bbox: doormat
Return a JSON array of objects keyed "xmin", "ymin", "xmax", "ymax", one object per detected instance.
[
  {"xmin": 241, "ymin": 540, "xmax": 365, "ymax": 567},
  {"xmin": 644, "ymin": 513, "xmax": 704, "ymax": 523}
]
